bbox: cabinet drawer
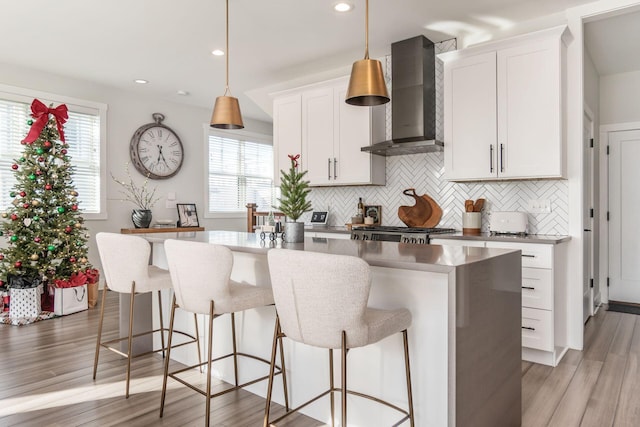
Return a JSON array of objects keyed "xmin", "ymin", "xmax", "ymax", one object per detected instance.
[
  {"xmin": 485, "ymin": 241, "xmax": 553, "ymax": 268},
  {"xmin": 522, "ymin": 307, "xmax": 553, "ymax": 351},
  {"xmin": 521, "ymin": 267, "xmax": 553, "ymax": 310},
  {"xmin": 429, "ymin": 239, "xmax": 486, "ymax": 247}
]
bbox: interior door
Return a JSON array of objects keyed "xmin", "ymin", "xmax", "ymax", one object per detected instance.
[
  {"xmin": 582, "ymin": 111, "xmax": 594, "ymax": 321},
  {"xmin": 609, "ymin": 129, "xmax": 640, "ymax": 303}
]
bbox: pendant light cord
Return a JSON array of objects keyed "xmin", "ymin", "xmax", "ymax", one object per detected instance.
[
  {"xmin": 224, "ymin": 0, "xmax": 231, "ymax": 96},
  {"xmin": 364, "ymin": 0, "xmax": 370, "ymax": 60}
]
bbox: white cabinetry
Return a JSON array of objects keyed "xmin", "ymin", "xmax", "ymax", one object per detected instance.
[
  {"xmin": 272, "ymin": 77, "xmax": 385, "ymax": 187},
  {"xmin": 431, "ymin": 238, "xmax": 568, "ymax": 366},
  {"xmin": 441, "ymin": 26, "xmax": 568, "ymax": 181}
]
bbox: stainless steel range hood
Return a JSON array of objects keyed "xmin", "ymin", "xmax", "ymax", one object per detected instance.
[{"xmin": 361, "ymin": 35, "xmax": 443, "ymax": 156}]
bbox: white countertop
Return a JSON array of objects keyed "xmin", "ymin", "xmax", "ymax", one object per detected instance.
[{"xmin": 137, "ymin": 230, "xmax": 517, "ymax": 274}]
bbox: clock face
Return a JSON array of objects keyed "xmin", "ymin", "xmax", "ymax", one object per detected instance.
[{"xmin": 131, "ymin": 124, "xmax": 183, "ymax": 179}]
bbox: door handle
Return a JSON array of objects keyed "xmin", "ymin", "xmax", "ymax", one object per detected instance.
[
  {"xmin": 327, "ymin": 158, "xmax": 331, "ymax": 180},
  {"xmin": 490, "ymin": 145, "xmax": 494, "ymax": 173},
  {"xmin": 333, "ymin": 158, "xmax": 337, "ymax": 179},
  {"xmin": 500, "ymin": 143, "xmax": 505, "ymax": 172},
  {"xmin": 522, "ymin": 326, "xmax": 536, "ymax": 331}
]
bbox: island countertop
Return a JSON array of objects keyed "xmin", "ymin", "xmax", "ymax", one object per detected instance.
[{"xmin": 136, "ymin": 230, "xmax": 517, "ymax": 274}]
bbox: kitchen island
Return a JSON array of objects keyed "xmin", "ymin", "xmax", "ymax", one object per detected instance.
[{"xmin": 138, "ymin": 230, "xmax": 522, "ymax": 427}]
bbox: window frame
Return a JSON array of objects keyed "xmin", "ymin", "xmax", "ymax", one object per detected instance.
[
  {"xmin": 0, "ymin": 83, "xmax": 108, "ymax": 220},
  {"xmin": 203, "ymin": 125, "xmax": 274, "ymax": 219}
]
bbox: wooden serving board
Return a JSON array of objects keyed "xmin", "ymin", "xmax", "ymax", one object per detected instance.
[{"xmin": 398, "ymin": 188, "xmax": 442, "ymax": 228}]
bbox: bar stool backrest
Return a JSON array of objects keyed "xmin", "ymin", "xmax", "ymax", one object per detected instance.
[
  {"xmin": 164, "ymin": 239, "xmax": 234, "ymax": 315},
  {"xmin": 96, "ymin": 232, "xmax": 154, "ymax": 293},
  {"xmin": 268, "ymin": 249, "xmax": 372, "ymax": 349}
]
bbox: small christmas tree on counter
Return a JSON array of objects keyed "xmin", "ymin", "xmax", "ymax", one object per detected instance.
[
  {"xmin": 275, "ymin": 154, "xmax": 311, "ymax": 222},
  {"xmin": 0, "ymin": 99, "xmax": 98, "ymax": 293}
]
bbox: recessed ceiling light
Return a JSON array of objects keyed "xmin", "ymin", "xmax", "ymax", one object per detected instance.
[
  {"xmin": 134, "ymin": 79, "xmax": 148, "ymax": 84},
  {"xmin": 334, "ymin": 2, "xmax": 353, "ymax": 12},
  {"xmin": 177, "ymin": 90, "xmax": 189, "ymax": 96},
  {"xmin": 211, "ymin": 49, "xmax": 225, "ymax": 56}
]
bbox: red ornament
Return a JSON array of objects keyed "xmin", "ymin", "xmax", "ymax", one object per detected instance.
[
  {"xmin": 0, "ymin": 254, "xmax": 4, "ymax": 260},
  {"xmin": 69, "ymin": 257, "xmax": 76, "ymax": 263},
  {"xmin": 35, "ymin": 170, "xmax": 42, "ymax": 176},
  {"xmin": 65, "ymin": 226, "xmax": 73, "ymax": 233},
  {"xmin": 23, "ymin": 203, "xmax": 30, "ymax": 209},
  {"xmin": 10, "ymin": 214, "xmax": 18, "ymax": 221},
  {"xmin": 71, "ymin": 204, "xmax": 78, "ymax": 211},
  {"xmin": 14, "ymin": 261, "xmax": 22, "ymax": 268},
  {"xmin": 34, "ymin": 237, "xmax": 41, "ymax": 243},
  {"xmin": 11, "ymin": 164, "xmax": 18, "ymax": 170},
  {"xmin": 45, "ymin": 184, "xmax": 52, "ymax": 191},
  {"xmin": 44, "ymin": 141, "xmax": 52, "ymax": 149},
  {"xmin": 38, "ymin": 156, "xmax": 45, "ymax": 162},
  {"xmin": 19, "ymin": 191, "xmax": 26, "ymax": 197},
  {"xmin": 61, "ymin": 149, "xmax": 67, "ymax": 155}
]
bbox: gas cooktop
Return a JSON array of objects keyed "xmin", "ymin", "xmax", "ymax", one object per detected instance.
[{"xmin": 353, "ymin": 226, "xmax": 456, "ymax": 234}]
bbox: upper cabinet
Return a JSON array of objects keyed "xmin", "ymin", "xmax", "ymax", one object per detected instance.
[
  {"xmin": 440, "ymin": 26, "xmax": 569, "ymax": 181},
  {"xmin": 272, "ymin": 77, "xmax": 385, "ymax": 187}
]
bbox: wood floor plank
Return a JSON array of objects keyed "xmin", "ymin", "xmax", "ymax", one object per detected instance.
[{"xmin": 613, "ymin": 315, "xmax": 640, "ymax": 425}]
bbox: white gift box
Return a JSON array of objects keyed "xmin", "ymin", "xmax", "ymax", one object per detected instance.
[
  {"xmin": 9, "ymin": 285, "xmax": 43, "ymax": 318},
  {"xmin": 54, "ymin": 284, "xmax": 88, "ymax": 316}
]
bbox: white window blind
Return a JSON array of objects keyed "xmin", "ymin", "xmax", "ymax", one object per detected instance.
[
  {"xmin": 208, "ymin": 133, "xmax": 275, "ymax": 213},
  {"xmin": 0, "ymin": 95, "xmax": 102, "ymax": 214}
]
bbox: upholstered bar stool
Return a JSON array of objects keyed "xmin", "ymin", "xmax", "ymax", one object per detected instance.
[
  {"xmin": 93, "ymin": 232, "xmax": 200, "ymax": 398},
  {"xmin": 160, "ymin": 239, "xmax": 288, "ymax": 426},
  {"xmin": 264, "ymin": 249, "xmax": 415, "ymax": 427}
]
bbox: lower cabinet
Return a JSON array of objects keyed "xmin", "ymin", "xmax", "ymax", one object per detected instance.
[{"xmin": 431, "ymin": 238, "xmax": 568, "ymax": 366}]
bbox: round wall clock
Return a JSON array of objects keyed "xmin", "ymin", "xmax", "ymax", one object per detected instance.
[{"xmin": 130, "ymin": 113, "xmax": 184, "ymax": 179}]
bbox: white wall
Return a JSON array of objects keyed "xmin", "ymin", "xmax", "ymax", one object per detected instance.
[
  {"xmin": 0, "ymin": 61, "xmax": 272, "ymax": 275},
  {"xmin": 600, "ymin": 70, "xmax": 640, "ymax": 124}
]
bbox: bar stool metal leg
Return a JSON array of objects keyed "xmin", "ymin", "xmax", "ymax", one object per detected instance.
[
  {"xmin": 231, "ymin": 312, "xmax": 239, "ymax": 386},
  {"xmin": 160, "ymin": 294, "xmax": 178, "ymax": 417},
  {"xmin": 329, "ymin": 349, "xmax": 335, "ymax": 427},
  {"xmin": 263, "ymin": 315, "xmax": 281, "ymax": 427},
  {"xmin": 341, "ymin": 330, "xmax": 347, "ymax": 427},
  {"xmin": 93, "ymin": 284, "xmax": 109, "ymax": 380},
  {"xmin": 205, "ymin": 301, "xmax": 215, "ymax": 427},
  {"xmin": 403, "ymin": 329, "xmax": 415, "ymax": 427},
  {"xmin": 125, "ymin": 281, "xmax": 136, "ymax": 398},
  {"xmin": 278, "ymin": 327, "xmax": 289, "ymax": 411},
  {"xmin": 157, "ymin": 290, "xmax": 166, "ymax": 358},
  {"xmin": 194, "ymin": 313, "xmax": 202, "ymax": 373}
]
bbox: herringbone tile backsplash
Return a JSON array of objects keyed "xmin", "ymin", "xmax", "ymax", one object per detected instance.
[{"xmin": 304, "ymin": 39, "xmax": 569, "ymax": 236}]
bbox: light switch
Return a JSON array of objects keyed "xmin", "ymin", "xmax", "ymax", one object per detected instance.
[{"xmin": 527, "ymin": 199, "xmax": 551, "ymax": 213}]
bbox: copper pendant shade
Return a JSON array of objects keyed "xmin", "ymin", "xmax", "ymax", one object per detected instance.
[
  {"xmin": 211, "ymin": 0, "xmax": 244, "ymax": 129},
  {"xmin": 345, "ymin": 0, "xmax": 389, "ymax": 106}
]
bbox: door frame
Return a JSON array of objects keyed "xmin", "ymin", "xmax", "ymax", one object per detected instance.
[
  {"xmin": 599, "ymin": 121, "xmax": 640, "ymax": 304},
  {"xmin": 583, "ymin": 105, "xmax": 596, "ymax": 318}
]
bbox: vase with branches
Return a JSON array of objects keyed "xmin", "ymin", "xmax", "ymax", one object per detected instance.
[{"xmin": 111, "ymin": 163, "xmax": 160, "ymax": 228}]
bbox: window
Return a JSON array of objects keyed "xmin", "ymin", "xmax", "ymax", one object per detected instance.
[
  {"xmin": 206, "ymin": 129, "xmax": 276, "ymax": 215},
  {"xmin": 0, "ymin": 85, "xmax": 106, "ymax": 218}
]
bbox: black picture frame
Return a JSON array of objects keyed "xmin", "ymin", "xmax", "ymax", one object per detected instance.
[
  {"xmin": 364, "ymin": 205, "xmax": 381, "ymax": 225},
  {"xmin": 177, "ymin": 203, "xmax": 199, "ymax": 227}
]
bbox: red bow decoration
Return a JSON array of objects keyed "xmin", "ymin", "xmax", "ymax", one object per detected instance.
[
  {"xmin": 288, "ymin": 154, "xmax": 300, "ymax": 168},
  {"xmin": 85, "ymin": 268, "xmax": 100, "ymax": 284},
  {"xmin": 22, "ymin": 99, "xmax": 68, "ymax": 144}
]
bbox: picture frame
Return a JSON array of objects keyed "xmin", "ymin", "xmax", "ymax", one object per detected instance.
[
  {"xmin": 176, "ymin": 203, "xmax": 199, "ymax": 227},
  {"xmin": 364, "ymin": 205, "xmax": 381, "ymax": 225}
]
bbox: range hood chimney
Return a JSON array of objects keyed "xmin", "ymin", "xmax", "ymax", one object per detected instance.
[{"xmin": 361, "ymin": 35, "xmax": 443, "ymax": 156}]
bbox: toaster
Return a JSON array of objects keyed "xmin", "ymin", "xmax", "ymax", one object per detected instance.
[{"xmin": 489, "ymin": 211, "xmax": 528, "ymax": 234}]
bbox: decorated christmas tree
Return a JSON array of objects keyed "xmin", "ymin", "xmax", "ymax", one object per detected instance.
[{"xmin": 0, "ymin": 99, "xmax": 97, "ymax": 291}]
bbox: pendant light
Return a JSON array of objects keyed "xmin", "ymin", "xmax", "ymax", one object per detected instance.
[
  {"xmin": 345, "ymin": 0, "xmax": 389, "ymax": 106},
  {"xmin": 211, "ymin": 0, "xmax": 244, "ymax": 129}
]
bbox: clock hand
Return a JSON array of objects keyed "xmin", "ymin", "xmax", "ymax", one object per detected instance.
[{"xmin": 156, "ymin": 145, "xmax": 162, "ymax": 163}]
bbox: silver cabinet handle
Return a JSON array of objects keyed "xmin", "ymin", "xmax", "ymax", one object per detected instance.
[
  {"xmin": 490, "ymin": 145, "xmax": 494, "ymax": 173},
  {"xmin": 333, "ymin": 158, "xmax": 337, "ymax": 179},
  {"xmin": 500, "ymin": 143, "xmax": 505, "ymax": 172},
  {"xmin": 522, "ymin": 326, "xmax": 536, "ymax": 331},
  {"xmin": 327, "ymin": 158, "xmax": 331, "ymax": 180}
]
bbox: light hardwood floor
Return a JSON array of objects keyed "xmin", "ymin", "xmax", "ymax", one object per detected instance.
[{"xmin": 1, "ymin": 291, "xmax": 639, "ymax": 426}]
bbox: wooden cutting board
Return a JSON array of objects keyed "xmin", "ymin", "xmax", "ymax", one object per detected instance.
[{"xmin": 398, "ymin": 188, "xmax": 442, "ymax": 228}]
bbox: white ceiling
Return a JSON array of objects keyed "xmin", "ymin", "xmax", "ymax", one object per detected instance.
[{"xmin": 0, "ymin": 0, "xmax": 598, "ymax": 123}]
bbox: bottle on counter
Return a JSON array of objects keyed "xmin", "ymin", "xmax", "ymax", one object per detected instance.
[{"xmin": 357, "ymin": 197, "xmax": 364, "ymax": 217}]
